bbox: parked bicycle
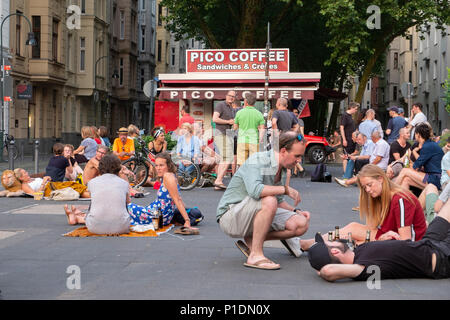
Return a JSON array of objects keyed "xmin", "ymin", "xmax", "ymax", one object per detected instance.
[
  {"xmin": 1, "ymin": 133, "xmax": 19, "ymax": 161},
  {"xmin": 121, "ymin": 137, "xmax": 200, "ymax": 190}
]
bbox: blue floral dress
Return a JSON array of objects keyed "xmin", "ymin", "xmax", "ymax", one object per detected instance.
[{"xmin": 127, "ymin": 182, "xmax": 179, "ymax": 226}]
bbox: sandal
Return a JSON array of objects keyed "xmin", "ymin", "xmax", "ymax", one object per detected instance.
[
  {"xmin": 213, "ymin": 183, "xmax": 227, "ymax": 190},
  {"xmin": 174, "ymin": 226, "xmax": 200, "ymax": 235},
  {"xmin": 235, "ymin": 240, "xmax": 250, "ymax": 258},
  {"xmin": 244, "ymin": 258, "xmax": 280, "ymax": 270}
]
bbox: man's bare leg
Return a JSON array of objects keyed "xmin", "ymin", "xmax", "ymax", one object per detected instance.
[{"xmin": 246, "ymin": 196, "xmax": 280, "ymax": 268}]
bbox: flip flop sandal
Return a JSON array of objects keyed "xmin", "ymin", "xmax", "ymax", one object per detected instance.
[
  {"xmin": 213, "ymin": 183, "xmax": 227, "ymax": 190},
  {"xmin": 235, "ymin": 240, "xmax": 250, "ymax": 258},
  {"xmin": 244, "ymin": 259, "xmax": 280, "ymax": 270},
  {"xmin": 174, "ymin": 226, "xmax": 200, "ymax": 235}
]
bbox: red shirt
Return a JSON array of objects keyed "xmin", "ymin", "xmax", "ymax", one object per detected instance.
[
  {"xmin": 376, "ymin": 192, "xmax": 426, "ymax": 241},
  {"xmin": 179, "ymin": 114, "xmax": 195, "ymax": 126}
]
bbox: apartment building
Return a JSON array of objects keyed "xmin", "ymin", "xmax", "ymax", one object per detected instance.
[
  {"xmin": 109, "ymin": 0, "xmax": 139, "ymax": 135},
  {"xmin": 136, "ymin": 0, "xmax": 156, "ymax": 131},
  {"xmin": 416, "ymin": 23, "xmax": 450, "ymax": 134}
]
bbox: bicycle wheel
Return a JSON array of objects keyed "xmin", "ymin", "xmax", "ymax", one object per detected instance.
[
  {"xmin": 122, "ymin": 157, "xmax": 149, "ymax": 187},
  {"xmin": 174, "ymin": 158, "xmax": 200, "ymax": 191}
]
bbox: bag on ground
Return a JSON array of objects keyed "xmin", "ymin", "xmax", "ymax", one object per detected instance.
[{"xmin": 172, "ymin": 207, "xmax": 204, "ymax": 226}]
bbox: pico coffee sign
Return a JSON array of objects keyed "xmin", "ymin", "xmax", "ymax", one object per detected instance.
[{"xmin": 186, "ymin": 49, "xmax": 289, "ymax": 73}]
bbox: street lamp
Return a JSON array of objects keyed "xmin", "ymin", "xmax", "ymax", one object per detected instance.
[{"xmin": 0, "ymin": 13, "xmax": 36, "ymax": 161}]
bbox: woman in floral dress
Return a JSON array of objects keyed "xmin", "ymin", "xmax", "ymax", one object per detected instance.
[{"xmin": 127, "ymin": 152, "xmax": 197, "ymax": 231}]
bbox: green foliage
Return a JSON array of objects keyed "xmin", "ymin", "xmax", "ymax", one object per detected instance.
[
  {"xmin": 439, "ymin": 132, "xmax": 450, "ymax": 148},
  {"xmin": 443, "ymin": 67, "xmax": 450, "ymax": 115},
  {"xmin": 318, "ymin": 0, "xmax": 450, "ymax": 102},
  {"xmin": 133, "ymin": 133, "xmax": 177, "ymax": 153}
]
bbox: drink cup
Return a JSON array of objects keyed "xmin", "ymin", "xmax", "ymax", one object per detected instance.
[{"xmin": 33, "ymin": 192, "xmax": 44, "ymax": 200}]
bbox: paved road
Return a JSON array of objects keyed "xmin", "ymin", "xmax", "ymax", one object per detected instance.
[{"xmin": 0, "ymin": 162, "xmax": 449, "ymax": 300}]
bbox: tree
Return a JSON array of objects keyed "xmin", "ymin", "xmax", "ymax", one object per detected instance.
[
  {"xmin": 444, "ymin": 67, "xmax": 450, "ymax": 115},
  {"xmin": 319, "ymin": 0, "xmax": 450, "ymax": 104},
  {"xmin": 160, "ymin": 0, "xmax": 303, "ymax": 49}
]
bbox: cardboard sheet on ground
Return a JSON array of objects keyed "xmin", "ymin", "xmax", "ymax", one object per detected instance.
[{"xmin": 63, "ymin": 224, "xmax": 174, "ymax": 237}]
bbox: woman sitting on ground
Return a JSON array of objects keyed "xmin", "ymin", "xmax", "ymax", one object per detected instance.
[
  {"xmin": 73, "ymin": 126, "xmax": 98, "ymax": 163},
  {"xmin": 148, "ymin": 127, "xmax": 167, "ymax": 158},
  {"xmin": 64, "ymin": 154, "xmax": 131, "ymax": 235},
  {"xmin": 127, "ymin": 152, "xmax": 197, "ymax": 232},
  {"xmin": 300, "ymin": 164, "xmax": 427, "ymax": 250},
  {"xmin": 14, "ymin": 168, "xmax": 89, "ymax": 198},
  {"xmin": 63, "ymin": 144, "xmax": 84, "ymax": 181}
]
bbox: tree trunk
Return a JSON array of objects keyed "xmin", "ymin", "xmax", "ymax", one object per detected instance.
[
  {"xmin": 236, "ymin": 0, "xmax": 262, "ymax": 48},
  {"xmin": 354, "ymin": 47, "xmax": 383, "ymax": 104},
  {"xmin": 327, "ymin": 70, "xmax": 347, "ymax": 136}
]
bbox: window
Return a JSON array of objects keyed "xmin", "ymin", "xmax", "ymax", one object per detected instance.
[
  {"xmin": 32, "ymin": 16, "xmax": 41, "ymax": 58},
  {"xmin": 171, "ymin": 47, "xmax": 175, "ymax": 66},
  {"xmin": 131, "ymin": 12, "xmax": 136, "ymax": 42},
  {"xmin": 15, "ymin": 12, "xmax": 21, "ymax": 56},
  {"xmin": 120, "ymin": 10, "xmax": 125, "ymax": 40},
  {"xmin": 80, "ymin": 37, "xmax": 86, "ymax": 71},
  {"xmin": 367, "ymin": 81, "xmax": 370, "ymax": 91},
  {"xmin": 393, "ymin": 52, "xmax": 398, "ymax": 69},
  {"xmin": 52, "ymin": 19, "xmax": 59, "ymax": 62},
  {"xmin": 141, "ymin": 68, "xmax": 145, "ymax": 90},
  {"xmin": 140, "ymin": 27, "xmax": 145, "ymax": 51},
  {"xmin": 141, "ymin": 0, "xmax": 145, "ymax": 10},
  {"xmin": 67, "ymin": 33, "xmax": 72, "ymax": 71},
  {"xmin": 113, "ymin": 6, "xmax": 117, "ymax": 37},
  {"xmin": 158, "ymin": 5, "xmax": 162, "ymax": 26},
  {"xmin": 433, "ymin": 60, "xmax": 437, "ymax": 80},
  {"xmin": 409, "ymin": 36, "xmax": 413, "ymax": 51},
  {"xmin": 409, "ymin": 70, "xmax": 412, "ymax": 83},
  {"xmin": 151, "ymin": 28, "xmax": 155, "ymax": 55},
  {"xmin": 81, "ymin": 0, "xmax": 86, "ymax": 14},
  {"xmin": 119, "ymin": 58, "xmax": 124, "ymax": 86},
  {"xmin": 393, "ymin": 86, "xmax": 398, "ymax": 101},
  {"xmin": 419, "ymin": 67, "xmax": 422, "ymax": 84},
  {"xmin": 152, "ymin": 0, "xmax": 156, "ymax": 15},
  {"xmin": 157, "ymin": 40, "xmax": 162, "ymax": 61},
  {"xmin": 434, "ymin": 28, "xmax": 438, "ymax": 45}
]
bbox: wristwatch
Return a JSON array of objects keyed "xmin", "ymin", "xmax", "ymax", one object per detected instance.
[{"xmin": 294, "ymin": 208, "xmax": 302, "ymax": 213}]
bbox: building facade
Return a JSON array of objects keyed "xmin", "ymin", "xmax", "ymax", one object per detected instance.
[{"xmin": 136, "ymin": 0, "xmax": 156, "ymax": 131}]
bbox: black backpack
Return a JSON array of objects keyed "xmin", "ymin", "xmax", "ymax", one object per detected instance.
[
  {"xmin": 172, "ymin": 207, "xmax": 204, "ymax": 226},
  {"xmin": 311, "ymin": 163, "xmax": 332, "ymax": 183}
]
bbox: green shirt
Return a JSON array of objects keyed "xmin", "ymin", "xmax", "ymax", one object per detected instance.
[
  {"xmin": 216, "ymin": 150, "xmax": 287, "ymax": 221},
  {"xmin": 234, "ymin": 106, "xmax": 265, "ymax": 144}
]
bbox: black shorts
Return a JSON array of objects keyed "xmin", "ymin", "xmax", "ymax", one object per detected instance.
[
  {"xmin": 423, "ymin": 216, "xmax": 450, "ymax": 279},
  {"xmin": 344, "ymin": 140, "xmax": 356, "ymax": 154}
]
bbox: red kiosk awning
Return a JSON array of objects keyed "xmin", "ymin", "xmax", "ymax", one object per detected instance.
[{"xmin": 157, "ymin": 72, "xmax": 321, "ymax": 100}]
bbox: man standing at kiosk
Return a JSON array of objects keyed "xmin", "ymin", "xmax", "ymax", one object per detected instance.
[{"xmin": 213, "ymin": 90, "xmax": 236, "ymax": 190}]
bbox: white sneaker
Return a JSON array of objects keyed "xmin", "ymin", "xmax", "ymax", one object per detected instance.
[
  {"xmin": 334, "ymin": 177, "xmax": 349, "ymax": 187},
  {"xmin": 281, "ymin": 237, "xmax": 302, "ymax": 258}
]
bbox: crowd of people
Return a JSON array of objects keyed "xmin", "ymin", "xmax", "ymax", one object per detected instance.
[
  {"xmin": 214, "ymin": 98, "xmax": 450, "ymax": 283},
  {"xmin": 1, "ymin": 93, "xmax": 449, "ymax": 283}
]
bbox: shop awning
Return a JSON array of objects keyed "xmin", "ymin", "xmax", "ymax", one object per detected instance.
[{"xmin": 157, "ymin": 72, "xmax": 321, "ymax": 100}]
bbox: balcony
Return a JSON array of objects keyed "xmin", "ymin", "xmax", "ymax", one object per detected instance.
[{"xmin": 28, "ymin": 59, "xmax": 67, "ymax": 84}]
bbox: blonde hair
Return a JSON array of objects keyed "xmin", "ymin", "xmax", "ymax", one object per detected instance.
[
  {"xmin": 181, "ymin": 122, "xmax": 193, "ymax": 134},
  {"xmin": 81, "ymin": 126, "xmax": 93, "ymax": 139},
  {"xmin": 357, "ymin": 164, "xmax": 415, "ymax": 229},
  {"xmin": 128, "ymin": 124, "xmax": 139, "ymax": 136}
]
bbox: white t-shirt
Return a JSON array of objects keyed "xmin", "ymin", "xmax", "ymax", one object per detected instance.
[
  {"xmin": 85, "ymin": 174, "xmax": 131, "ymax": 235},
  {"xmin": 27, "ymin": 178, "xmax": 44, "ymax": 192},
  {"xmin": 409, "ymin": 112, "xmax": 427, "ymax": 139},
  {"xmin": 370, "ymin": 139, "xmax": 390, "ymax": 170}
]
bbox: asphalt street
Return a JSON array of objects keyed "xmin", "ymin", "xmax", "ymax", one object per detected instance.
[{"xmin": 0, "ymin": 162, "xmax": 449, "ymax": 300}]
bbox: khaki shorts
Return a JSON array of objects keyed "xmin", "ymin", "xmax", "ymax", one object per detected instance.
[
  {"xmin": 214, "ymin": 133, "xmax": 234, "ymax": 163},
  {"xmin": 219, "ymin": 196, "xmax": 297, "ymax": 238},
  {"xmin": 236, "ymin": 143, "xmax": 259, "ymax": 166}
]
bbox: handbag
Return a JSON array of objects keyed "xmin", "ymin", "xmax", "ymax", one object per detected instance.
[
  {"xmin": 49, "ymin": 187, "xmax": 80, "ymax": 201},
  {"xmin": 172, "ymin": 207, "xmax": 204, "ymax": 226}
]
